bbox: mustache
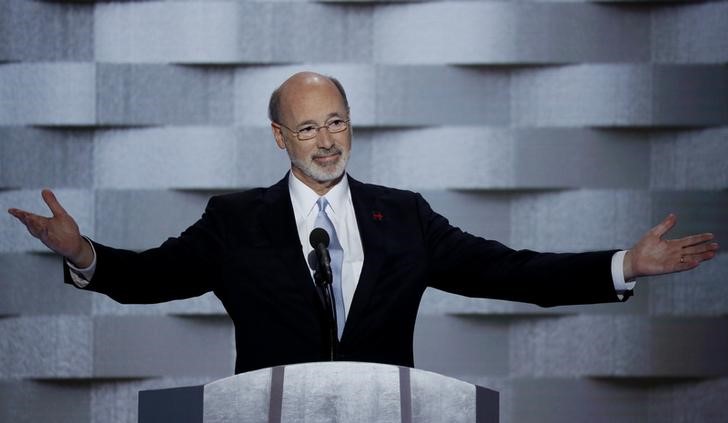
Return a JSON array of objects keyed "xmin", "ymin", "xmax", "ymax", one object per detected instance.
[{"xmin": 312, "ymin": 147, "xmax": 342, "ymax": 158}]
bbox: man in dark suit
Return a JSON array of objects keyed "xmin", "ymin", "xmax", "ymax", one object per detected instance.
[{"xmin": 8, "ymin": 72, "xmax": 719, "ymax": 374}]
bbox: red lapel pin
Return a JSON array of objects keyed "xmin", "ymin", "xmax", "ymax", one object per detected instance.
[{"xmin": 372, "ymin": 211, "xmax": 384, "ymax": 221}]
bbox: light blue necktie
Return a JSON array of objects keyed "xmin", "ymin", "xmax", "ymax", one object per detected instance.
[{"xmin": 315, "ymin": 197, "xmax": 346, "ymax": 339}]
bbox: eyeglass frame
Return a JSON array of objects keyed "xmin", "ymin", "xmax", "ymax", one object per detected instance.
[{"xmin": 273, "ymin": 118, "xmax": 351, "ymax": 141}]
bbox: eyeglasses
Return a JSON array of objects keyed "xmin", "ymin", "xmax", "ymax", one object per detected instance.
[{"xmin": 275, "ymin": 118, "xmax": 350, "ymax": 141}]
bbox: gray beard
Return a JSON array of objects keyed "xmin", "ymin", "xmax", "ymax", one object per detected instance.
[{"xmin": 288, "ymin": 146, "xmax": 349, "ymax": 183}]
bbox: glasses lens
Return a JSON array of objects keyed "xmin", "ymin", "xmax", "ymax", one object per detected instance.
[
  {"xmin": 297, "ymin": 126, "xmax": 317, "ymax": 140},
  {"xmin": 327, "ymin": 119, "xmax": 348, "ymax": 133}
]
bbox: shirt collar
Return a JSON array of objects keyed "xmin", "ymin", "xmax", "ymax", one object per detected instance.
[{"xmin": 288, "ymin": 172, "xmax": 350, "ymax": 218}]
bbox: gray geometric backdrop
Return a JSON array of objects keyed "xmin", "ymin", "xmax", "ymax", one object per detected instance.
[{"xmin": 1, "ymin": 0, "xmax": 727, "ymax": 422}]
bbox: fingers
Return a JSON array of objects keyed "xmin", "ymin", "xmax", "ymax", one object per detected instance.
[
  {"xmin": 8, "ymin": 208, "xmax": 27, "ymax": 220},
  {"xmin": 674, "ymin": 233, "xmax": 719, "ymax": 269},
  {"xmin": 8, "ymin": 208, "xmax": 48, "ymax": 238},
  {"xmin": 670, "ymin": 241, "xmax": 719, "ymax": 274},
  {"xmin": 8, "ymin": 190, "xmax": 67, "ymax": 219},
  {"xmin": 680, "ymin": 241, "xmax": 719, "ymax": 268},
  {"xmin": 677, "ymin": 252, "xmax": 714, "ymax": 270},
  {"xmin": 651, "ymin": 213, "xmax": 677, "ymax": 238},
  {"xmin": 681, "ymin": 241, "xmax": 719, "ymax": 256},
  {"xmin": 8, "ymin": 208, "xmax": 35, "ymax": 225},
  {"xmin": 690, "ymin": 251, "xmax": 717, "ymax": 263},
  {"xmin": 42, "ymin": 189, "xmax": 68, "ymax": 217},
  {"xmin": 676, "ymin": 232, "xmax": 714, "ymax": 248}
]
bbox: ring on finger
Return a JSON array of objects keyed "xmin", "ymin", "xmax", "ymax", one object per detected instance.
[{"xmin": 680, "ymin": 256, "xmax": 685, "ymax": 264}]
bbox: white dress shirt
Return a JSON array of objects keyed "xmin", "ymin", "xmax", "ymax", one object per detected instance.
[
  {"xmin": 68, "ymin": 174, "xmax": 635, "ymax": 301},
  {"xmin": 288, "ymin": 174, "xmax": 364, "ymax": 318}
]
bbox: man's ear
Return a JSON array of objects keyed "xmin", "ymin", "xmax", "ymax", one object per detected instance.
[{"xmin": 271, "ymin": 124, "xmax": 286, "ymax": 150}]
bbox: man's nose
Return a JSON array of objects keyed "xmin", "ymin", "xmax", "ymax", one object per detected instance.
[{"xmin": 315, "ymin": 127, "xmax": 335, "ymax": 148}]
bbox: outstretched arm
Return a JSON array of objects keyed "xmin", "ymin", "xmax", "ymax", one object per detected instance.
[
  {"xmin": 7, "ymin": 189, "xmax": 94, "ymax": 268},
  {"xmin": 9, "ymin": 188, "xmax": 225, "ymax": 303},
  {"xmin": 623, "ymin": 214, "xmax": 719, "ymax": 281}
]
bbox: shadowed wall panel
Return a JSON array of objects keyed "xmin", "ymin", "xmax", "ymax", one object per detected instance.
[
  {"xmin": 504, "ymin": 378, "xmax": 649, "ymax": 423},
  {"xmin": 0, "ymin": 376, "xmax": 216, "ymax": 423},
  {"xmin": 509, "ymin": 316, "xmax": 728, "ymax": 377},
  {"xmin": 511, "ymin": 65, "xmax": 728, "ymax": 127},
  {"xmin": 365, "ymin": 128, "xmax": 650, "ymax": 189},
  {"xmin": 469, "ymin": 376, "xmax": 728, "ymax": 423},
  {"xmin": 0, "ymin": 64, "xmax": 96, "ymax": 125},
  {"xmin": 649, "ymin": 253, "xmax": 728, "ymax": 316},
  {"xmin": 0, "ymin": 128, "xmax": 93, "ymax": 188},
  {"xmin": 96, "ymin": 64, "xmax": 234, "ymax": 126},
  {"xmin": 1, "ymin": 1, "xmax": 726, "ymax": 422},
  {"xmin": 374, "ymin": 66, "xmax": 511, "ymax": 126},
  {"xmin": 650, "ymin": 128, "xmax": 728, "ymax": 189},
  {"xmin": 415, "ymin": 315, "xmax": 510, "ymax": 376},
  {"xmin": 647, "ymin": 377, "xmax": 728, "ymax": 422},
  {"xmin": 651, "ymin": 2, "xmax": 728, "ymax": 63},
  {"xmin": 373, "ymin": 2, "xmax": 649, "ymax": 64},
  {"xmin": 95, "ymin": 2, "xmax": 373, "ymax": 64},
  {"xmin": 650, "ymin": 191, "xmax": 728, "ymax": 242},
  {"xmin": 0, "ymin": 316, "xmax": 233, "ymax": 379},
  {"xmin": 0, "ymin": 0, "xmax": 93, "ymax": 62},
  {"xmin": 0, "ymin": 380, "xmax": 91, "ymax": 423},
  {"xmin": 92, "ymin": 316, "xmax": 233, "ymax": 378},
  {"xmin": 0, "ymin": 254, "xmax": 93, "ymax": 316}
]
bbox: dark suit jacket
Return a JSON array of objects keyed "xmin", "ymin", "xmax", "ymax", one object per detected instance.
[{"xmin": 65, "ymin": 175, "xmax": 624, "ymax": 374}]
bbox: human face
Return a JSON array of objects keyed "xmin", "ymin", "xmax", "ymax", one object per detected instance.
[{"xmin": 272, "ymin": 75, "xmax": 352, "ymax": 194}]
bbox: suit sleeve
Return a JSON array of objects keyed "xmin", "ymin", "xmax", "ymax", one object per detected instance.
[
  {"xmin": 63, "ymin": 196, "xmax": 227, "ymax": 304},
  {"xmin": 418, "ymin": 194, "xmax": 623, "ymax": 307}
]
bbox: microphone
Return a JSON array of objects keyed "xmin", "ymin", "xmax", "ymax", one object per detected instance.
[{"xmin": 309, "ymin": 228, "xmax": 332, "ymax": 286}]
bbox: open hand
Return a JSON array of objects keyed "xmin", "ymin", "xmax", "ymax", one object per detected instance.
[
  {"xmin": 624, "ymin": 214, "xmax": 719, "ymax": 280},
  {"xmin": 7, "ymin": 189, "xmax": 93, "ymax": 267}
]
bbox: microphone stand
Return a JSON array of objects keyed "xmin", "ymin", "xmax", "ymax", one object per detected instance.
[
  {"xmin": 310, "ymin": 228, "xmax": 339, "ymax": 361},
  {"xmin": 314, "ymin": 266, "xmax": 338, "ymax": 361}
]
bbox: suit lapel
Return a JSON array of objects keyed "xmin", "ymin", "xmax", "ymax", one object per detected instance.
[
  {"xmin": 343, "ymin": 176, "xmax": 386, "ymax": 339},
  {"xmin": 261, "ymin": 175, "xmax": 318, "ymax": 293}
]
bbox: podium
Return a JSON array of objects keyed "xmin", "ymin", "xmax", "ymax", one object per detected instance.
[{"xmin": 139, "ymin": 362, "xmax": 498, "ymax": 422}]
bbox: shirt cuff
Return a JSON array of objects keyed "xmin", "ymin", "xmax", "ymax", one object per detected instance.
[
  {"xmin": 66, "ymin": 236, "xmax": 97, "ymax": 288},
  {"xmin": 611, "ymin": 250, "xmax": 636, "ymax": 300}
]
